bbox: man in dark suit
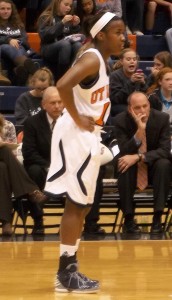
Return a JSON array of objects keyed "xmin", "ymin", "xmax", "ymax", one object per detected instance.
[
  {"xmin": 113, "ymin": 91, "xmax": 171, "ymax": 234},
  {"xmin": 22, "ymin": 86, "xmax": 64, "ymax": 233}
]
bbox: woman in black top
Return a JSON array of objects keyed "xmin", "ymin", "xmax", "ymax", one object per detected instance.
[
  {"xmin": 110, "ymin": 48, "xmax": 148, "ymax": 116},
  {"xmin": 38, "ymin": 0, "xmax": 83, "ymax": 80}
]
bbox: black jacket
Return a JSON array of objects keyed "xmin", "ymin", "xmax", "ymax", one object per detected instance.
[
  {"xmin": 38, "ymin": 15, "xmax": 80, "ymax": 45},
  {"xmin": 22, "ymin": 110, "xmax": 52, "ymax": 169}
]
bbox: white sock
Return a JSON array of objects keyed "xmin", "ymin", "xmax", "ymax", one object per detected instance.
[
  {"xmin": 60, "ymin": 244, "xmax": 76, "ymax": 257},
  {"xmin": 75, "ymin": 238, "xmax": 81, "ymax": 252}
]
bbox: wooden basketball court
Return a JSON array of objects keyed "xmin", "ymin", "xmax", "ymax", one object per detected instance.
[{"xmin": 1, "ymin": 239, "xmax": 172, "ymax": 300}]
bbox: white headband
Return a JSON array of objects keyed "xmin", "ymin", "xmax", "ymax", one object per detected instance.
[{"xmin": 90, "ymin": 12, "xmax": 116, "ymax": 39}]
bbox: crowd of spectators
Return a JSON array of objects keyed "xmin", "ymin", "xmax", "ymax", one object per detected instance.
[{"xmin": 1, "ymin": 0, "xmax": 172, "ymax": 85}]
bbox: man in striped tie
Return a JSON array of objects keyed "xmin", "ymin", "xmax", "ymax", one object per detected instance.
[{"xmin": 113, "ymin": 91, "xmax": 171, "ymax": 234}]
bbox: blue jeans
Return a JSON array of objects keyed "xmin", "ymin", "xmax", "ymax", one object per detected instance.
[
  {"xmin": 41, "ymin": 39, "xmax": 81, "ymax": 64},
  {"xmin": 0, "ymin": 44, "xmax": 27, "ymax": 62},
  {"xmin": 41, "ymin": 39, "xmax": 82, "ymax": 79}
]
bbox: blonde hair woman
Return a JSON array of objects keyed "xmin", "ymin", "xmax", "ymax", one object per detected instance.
[{"xmin": 15, "ymin": 67, "xmax": 54, "ymax": 126}]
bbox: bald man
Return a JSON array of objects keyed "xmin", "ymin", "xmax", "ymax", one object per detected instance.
[
  {"xmin": 22, "ymin": 87, "xmax": 64, "ymax": 234},
  {"xmin": 113, "ymin": 91, "xmax": 171, "ymax": 234}
]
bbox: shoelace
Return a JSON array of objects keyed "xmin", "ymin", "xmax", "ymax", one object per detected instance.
[{"xmin": 67, "ymin": 271, "xmax": 90, "ymax": 289}]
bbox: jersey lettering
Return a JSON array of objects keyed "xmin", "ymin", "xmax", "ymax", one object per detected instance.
[{"xmin": 91, "ymin": 84, "xmax": 109, "ymax": 104}]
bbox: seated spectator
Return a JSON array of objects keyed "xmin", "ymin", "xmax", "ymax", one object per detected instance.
[
  {"xmin": 144, "ymin": 0, "xmax": 172, "ymax": 35},
  {"xmin": 147, "ymin": 67, "xmax": 172, "ymax": 123},
  {"xmin": 0, "ymin": 0, "xmax": 39, "ymax": 86},
  {"xmin": 110, "ymin": 48, "xmax": 148, "ymax": 117},
  {"xmin": 0, "ymin": 113, "xmax": 16, "ymax": 144},
  {"xmin": 22, "ymin": 86, "xmax": 64, "ymax": 191},
  {"xmin": 112, "ymin": 91, "xmax": 171, "ymax": 234},
  {"xmin": 15, "ymin": 67, "xmax": 54, "ymax": 127},
  {"xmin": 121, "ymin": 0, "xmax": 144, "ymax": 35},
  {"xmin": 165, "ymin": 28, "xmax": 172, "ymax": 55},
  {"xmin": 0, "ymin": 114, "xmax": 47, "ymax": 236},
  {"xmin": 147, "ymin": 51, "xmax": 172, "ymax": 87},
  {"xmin": 75, "ymin": 0, "xmax": 98, "ymax": 27},
  {"xmin": 38, "ymin": 0, "xmax": 83, "ymax": 80}
]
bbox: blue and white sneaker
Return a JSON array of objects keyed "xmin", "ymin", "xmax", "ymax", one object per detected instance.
[{"xmin": 55, "ymin": 263, "xmax": 99, "ymax": 293}]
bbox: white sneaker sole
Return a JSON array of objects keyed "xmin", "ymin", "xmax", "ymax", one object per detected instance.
[{"xmin": 55, "ymin": 287, "xmax": 99, "ymax": 294}]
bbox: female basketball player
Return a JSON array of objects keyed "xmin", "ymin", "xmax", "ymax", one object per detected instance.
[{"xmin": 45, "ymin": 11, "xmax": 125, "ymax": 293}]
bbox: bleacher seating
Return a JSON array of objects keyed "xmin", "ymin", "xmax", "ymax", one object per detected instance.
[
  {"xmin": 27, "ymin": 33, "xmax": 41, "ymax": 54},
  {"xmin": 139, "ymin": 61, "xmax": 153, "ymax": 76},
  {"xmin": 136, "ymin": 35, "xmax": 168, "ymax": 59},
  {"xmin": 26, "ymin": 33, "xmax": 169, "ymax": 62}
]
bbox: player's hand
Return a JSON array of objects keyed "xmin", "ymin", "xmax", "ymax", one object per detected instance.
[{"xmin": 76, "ymin": 115, "xmax": 95, "ymax": 132}]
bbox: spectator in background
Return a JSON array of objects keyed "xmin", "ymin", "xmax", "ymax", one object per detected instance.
[
  {"xmin": 110, "ymin": 48, "xmax": 148, "ymax": 117},
  {"xmin": 147, "ymin": 67, "xmax": 172, "ymax": 123},
  {"xmin": 15, "ymin": 67, "xmax": 54, "ymax": 127},
  {"xmin": 121, "ymin": 0, "xmax": 144, "ymax": 35},
  {"xmin": 147, "ymin": 51, "xmax": 172, "ymax": 87},
  {"xmin": 113, "ymin": 91, "xmax": 171, "ymax": 234},
  {"xmin": 75, "ymin": 0, "xmax": 98, "ymax": 27},
  {"xmin": 0, "ymin": 114, "xmax": 16, "ymax": 144},
  {"xmin": 38, "ymin": 0, "xmax": 83, "ymax": 81},
  {"xmin": 0, "ymin": 0, "xmax": 39, "ymax": 85},
  {"xmin": 22, "ymin": 87, "xmax": 64, "ymax": 191},
  {"xmin": 144, "ymin": 0, "xmax": 172, "ymax": 35},
  {"xmin": 0, "ymin": 114, "xmax": 48, "ymax": 236}
]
